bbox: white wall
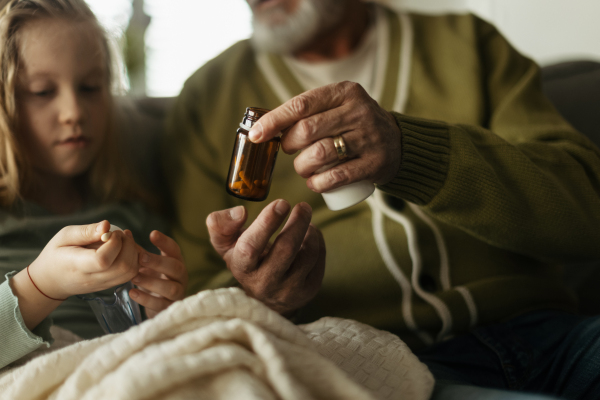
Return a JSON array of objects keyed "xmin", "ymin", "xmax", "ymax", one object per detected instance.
[
  {"xmin": 386, "ymin": 0, "xmax": 600, "ymax": 65},
  {"xmin": 86, "ymin": 0, "xmax": 600, "ymax": 96}
]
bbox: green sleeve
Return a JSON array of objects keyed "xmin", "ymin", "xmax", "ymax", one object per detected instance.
[
  {"xmin": 0, "ymin": 272, "xmax": 53, "ymax": 369},
  {"xmin": 380, "ymin": 18, "xmax": 600, "ymax": 263},
  {"xmin": 163, "ymin": 76, "xmax": 238, "ymax": 295}
]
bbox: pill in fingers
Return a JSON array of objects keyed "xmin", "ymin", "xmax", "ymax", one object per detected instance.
[{"xmin": 101, "ymin": 224, "xmax": 123, "ymax": 242}]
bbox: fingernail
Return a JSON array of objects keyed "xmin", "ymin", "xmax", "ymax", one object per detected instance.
[
  {"xmin": 300, "ymin": 202, "xmax": 312, "ymax": 214},
  {"xmin": 274, "ymin": 200, "xmax": 290, "ymax": 216},
  {"xmin": 306, "ymin": 179, "xmax": 314, "ymax": 191},
  {"xmin": 96, "ymin": 222, "xmax": 105, "ymax": 233},
  {"xmin": 132, "ymin": 276, "xmax": 141, "ymax": 284},
  {"xmin": 230, "ymin": 206, "xmax": 244, "ymax": 220},
  {"xmin": 101, "ymin": 232, "xmax": 112, "ymax": 242},
  {"xmin": 129, "ymin": 289, "xmax": 138, "ymax": 298},
  {"xmin": 249, "ymin": 123, "xmax": 262, "ymax": 142},
  {"xmin": 141, "ymin": 253, "xmax": 150, "ymax": 264}
]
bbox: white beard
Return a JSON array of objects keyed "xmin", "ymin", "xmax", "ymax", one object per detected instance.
[{"xmin": 250, "ymin": 0, "xmax": 346, "ymax": 55}]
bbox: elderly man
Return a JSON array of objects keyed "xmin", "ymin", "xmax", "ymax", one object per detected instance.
[{"xmin": 165, "ymin": 0, "xmax": 600, "ymax": 398}]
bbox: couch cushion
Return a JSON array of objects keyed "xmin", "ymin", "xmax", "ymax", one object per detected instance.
[{"xmin": 542, "ymin": 61, "xmax": 600, "ymax": 148}]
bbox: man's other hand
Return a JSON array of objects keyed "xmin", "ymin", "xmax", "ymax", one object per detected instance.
[{"xmin": 206, "ymin": 200, "xmax": 326, "ymax": 317}]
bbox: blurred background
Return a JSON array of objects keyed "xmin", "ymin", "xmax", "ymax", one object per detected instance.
[{"xmin": 86, "ymin": 0, "xmax": 600, "ymax": 98}]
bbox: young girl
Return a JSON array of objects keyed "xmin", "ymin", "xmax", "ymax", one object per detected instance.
[{"xmin": 0, "ymin": 0, "xmax": 187, "ymax": 369}]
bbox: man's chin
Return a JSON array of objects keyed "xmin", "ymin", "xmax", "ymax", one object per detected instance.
[
  {"xmin": 251, "ymin": 3, "xmax": 290, "ymax": 26},
  {"xmin": 248, "ymin": 0, "xmax": 286, "ymax": 13},
  {"xmin": 249, "ymin": 0, "xmax": 345, "ymax": 55},
  {"xmin": 250, "ymin": 0, "xmax": 319, "ymax": 54}
]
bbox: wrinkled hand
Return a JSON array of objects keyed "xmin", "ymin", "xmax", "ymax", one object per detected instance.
[
  {"xmin": 248, "ymin": 81, "xmax": 402, "ymax": 192},
  {"xmin": 129, "ymin": 230, "xmax": 188, "ymax": 318},
  {"xmin": 29, "ymin": 221, "xmax": 140, "ymax": 299},
  {"xmin": 206, "ymin": 200, "xmax": 326, "ymax": 316}
]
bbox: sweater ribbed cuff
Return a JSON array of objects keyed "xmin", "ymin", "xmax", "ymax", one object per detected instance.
[
  {"xmin": 0, "ymin": 272, "xmax": 53, "ymax": 369},
  {"xmin": 378, "ymin": 113, "xmax": 450, "ymax": 205}
]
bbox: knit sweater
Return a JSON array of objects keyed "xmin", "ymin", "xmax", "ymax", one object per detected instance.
[
  {"xmin": 164, "ymin": 7, "xmax": 600, "ymax": 350},
  {"xmin": 0, "ymin": 201, "xmax": 164, "ymax": 369}
]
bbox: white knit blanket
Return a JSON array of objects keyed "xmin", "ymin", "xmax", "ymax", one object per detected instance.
[{"xmin": 0, "ymin": 288, "xmax": 433, "ymax": 400}]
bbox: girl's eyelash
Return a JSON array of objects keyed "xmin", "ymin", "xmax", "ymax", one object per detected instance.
[
  {"xmin": 80, "ymin": 85, "xmax": 100, "ymax": 93},
  {"xmin": 33, "ymin": 90, "xmax": 53, "ymax": 96}
]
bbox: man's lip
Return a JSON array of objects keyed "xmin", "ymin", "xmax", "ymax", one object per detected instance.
[{"xmin": 250, "ymin": 0, "xmax": 283, "ymax": 11}]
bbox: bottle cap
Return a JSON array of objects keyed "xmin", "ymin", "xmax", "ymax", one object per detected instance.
[{"xmin": 321, "ymin": 180, "xmax": 375, "ymax": 211}]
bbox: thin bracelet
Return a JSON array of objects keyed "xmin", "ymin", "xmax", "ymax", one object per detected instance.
[{"xmin": 26, "ymin": 265, "xmax": 68, "ymax": 301}]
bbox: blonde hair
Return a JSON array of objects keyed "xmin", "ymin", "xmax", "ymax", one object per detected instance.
[{"xmin": 0, "ymin": 0, "xmax": 147, "ymax": 208}]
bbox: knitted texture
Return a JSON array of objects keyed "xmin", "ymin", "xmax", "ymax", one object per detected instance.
[{"xmin": 0, "ymin": 288, "xmax": 434, "ymax": 400}]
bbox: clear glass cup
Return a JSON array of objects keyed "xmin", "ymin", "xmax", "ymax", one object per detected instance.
[{"xmin": 77, "ymin": 281, "xmax": 142, "ymax": 334}]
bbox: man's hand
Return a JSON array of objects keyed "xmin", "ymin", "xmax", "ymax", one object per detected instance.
[
  {"xmin": 206, "ymin": 200, "xmax": 326, "ymax": 316},
  {"xmin": 248, "ymin": 81, "xmax": 403, "ymax": 192}
]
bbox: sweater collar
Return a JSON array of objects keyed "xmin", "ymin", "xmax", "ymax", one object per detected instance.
[{"xmin": 254, "ymin": 6, "xmax": 412, "ymax": 113}]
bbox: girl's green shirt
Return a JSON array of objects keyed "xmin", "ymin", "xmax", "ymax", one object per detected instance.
[{"xmin": 0, "ymin": 201, "xmax": 165, "ymax": 369}]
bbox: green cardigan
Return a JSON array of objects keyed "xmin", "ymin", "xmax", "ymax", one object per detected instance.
[
  {"xmin": 0, "ymin": 201, "xmax": 163, "ymax": 369},
  {"xmin": 164, "ymin": 9, "xmax": 600, "ymax": 350}
]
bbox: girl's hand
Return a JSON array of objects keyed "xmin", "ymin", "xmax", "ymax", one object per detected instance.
[
  {"xmin": 128, "ymin": 230, "xmax": 187, "ymax": 318},
  {"xmin": 28, "ymin": 221, "xmax": 140, "ymax": 299}
]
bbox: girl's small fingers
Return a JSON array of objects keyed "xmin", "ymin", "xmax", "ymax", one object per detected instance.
[
  {"xmin": 137, "ymin": 267, "xmax": 162, "ymax": 279},
  {"xmin": 93, "ymin": 230, "xmax": 124, "ymax": 271},
  {"xmin": 132, "ymin": 273, "xmax": 185, "ymax": 301},
  {"xmin": 55, "ymin": 221, "xmax": 110, "ymax": 247},
  {"xmin": 150, "ymin": 231, "xmax": 184, "ymax": 261},
  {"xmin": 139, "ymin": 252, "xmax": 187, "ymax": 284},
  {"xmin": 129, "ymin": 289, "xmax": 172, "ymax": 315},
  {"xmin": 96, "ymin": 232, "xmax": 139, "ymax": 282}
]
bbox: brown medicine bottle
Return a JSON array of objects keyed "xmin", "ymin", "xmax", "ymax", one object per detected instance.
[{"xmin": 226, "ymin": 107, "xmax": 280, "ymax": 201}]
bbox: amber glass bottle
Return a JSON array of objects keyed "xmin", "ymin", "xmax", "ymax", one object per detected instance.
[{"xmin": 226, "ymin": 107, "xmax": 280, "ymax": 201}]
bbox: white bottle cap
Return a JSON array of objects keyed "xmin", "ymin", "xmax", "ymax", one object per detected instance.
[{"xmin": 321, "ymin": 180, "xmax": 375, "ymax": 211}]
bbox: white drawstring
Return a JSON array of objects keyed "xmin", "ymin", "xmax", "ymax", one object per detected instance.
[
  {"xmin": 407, "ymin": 203, "xmax": 451, "ymax": 290},
  {"xmin": 367, "ymin": 196, "xmax": 435, "ymax": 345},
  {"xmin": 370, "ymin": 191, "xmax": 454, "ymax": 342}
]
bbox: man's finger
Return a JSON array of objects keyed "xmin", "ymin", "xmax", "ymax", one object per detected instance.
[
  {"xmin": 249, "ymin": 82, "xmax": 352, "ymax": 143},
  {"xmin": 307, "ymin": 158, "xmax": 377, "ymax": 193},
  {"xmin": 259, "ymin": 202, "xmax": 313, "ymax": 279},
  {"xmin": 285, "ymin": 223, "xmax": 321, "ymax": 281},
  {"xmin": 280, "ymin": 102, "xmax": 359, "ymax": 154},
  {"xmin": 207, "ymin": 206, "xmax": 247, "ymax": 257},
  {"xmin": 231, "ymin": 199, "xmax": 291, "ymax": 274},
  {"xmin": 301, "ymin": 225, "xmax": 326, "ymax": 289}
]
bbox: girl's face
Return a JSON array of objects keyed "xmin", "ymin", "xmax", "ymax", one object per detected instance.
[{"xmin": 15, "ymin": 18, "xmax": 110, "ymax": 179}]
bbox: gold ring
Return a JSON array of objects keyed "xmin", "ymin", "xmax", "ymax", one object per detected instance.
[{"xmin": 333, "ymin": 135, "xmax": 348, "ymax": 161}]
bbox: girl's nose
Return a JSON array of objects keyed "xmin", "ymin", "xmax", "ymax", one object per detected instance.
[{"xmin": 58, "ymin": 90, "xmax": 84, "ymax": 126}]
